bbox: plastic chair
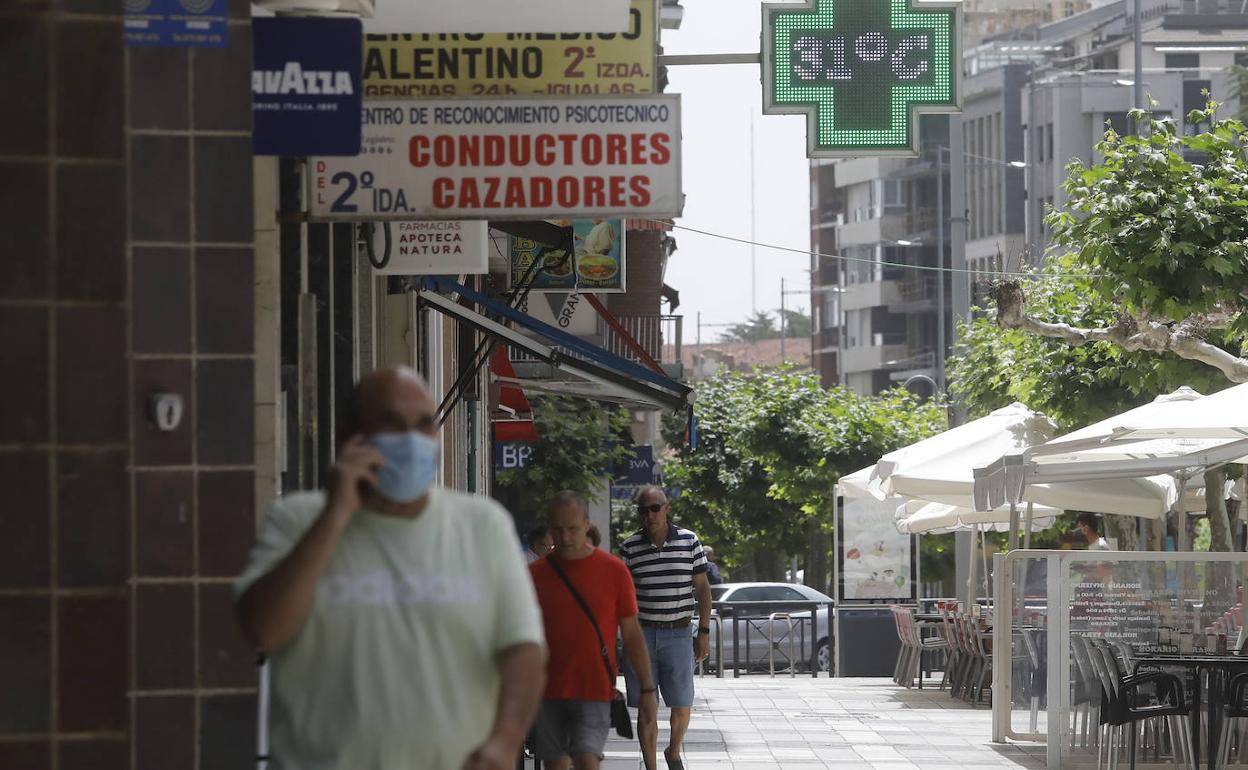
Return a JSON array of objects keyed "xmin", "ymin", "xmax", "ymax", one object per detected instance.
[{"xmin": 1086, "ymin": 638, "xmax": 1194, "ymax": 770}]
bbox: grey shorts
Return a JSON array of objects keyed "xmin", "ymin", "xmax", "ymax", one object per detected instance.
[{"xmin": 534, "ymin": 699, "xmax": 612, "ymax": 761}]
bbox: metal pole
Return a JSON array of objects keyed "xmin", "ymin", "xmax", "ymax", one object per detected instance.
[
  {"xmin": 780, "ymin": 276, "xmax": 786, "ymax": 362},
  {"xmin": 1007, "ymin": 501, "xmax": 1020, "ymax": 552},
  {"xmin": 750, "ymin": 114, "xmax": 757, "ymax": 313},
  {"xmin": 1133, "ymin": 0, "xmax": 1144, "ymax": 126},
  {"xmin": 935, "ymin": 147, "xmax": 947, "ymax": 392},
  {"xmin": 1024, "ymin": 502, "xmax": 1034, "ymax": 549}
]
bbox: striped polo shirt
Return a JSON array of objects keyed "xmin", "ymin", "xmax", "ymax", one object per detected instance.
[{"xmin": 620, "ymin": 524, "xmax": 708, "ymax": 623}]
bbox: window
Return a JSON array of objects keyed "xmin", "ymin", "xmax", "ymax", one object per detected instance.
[
  {"xmin": 1165, "ymin": 53, "xmax": 1200, "ymax": 70},
  {"xmin": 1046, "ymin": 122, "xmax": 1053, "ymax": 162},
  {"xmin": 1184, "ymin": 80, "xmax": 1212, "ymax": 136},
  {"xmin": 1036, "ymin": 124, "xmax": 1046, "ymax": 162},
  {"xmin": 760, "ymin": 586, "xmax": 806, "ymax": 601},
  {"xmin": 711, "ymin": 586, "xmax": 730, "ymax": 601},
  {"xmin": 882, "ymin": 179, "xmax": 905, "ymax": 208}
]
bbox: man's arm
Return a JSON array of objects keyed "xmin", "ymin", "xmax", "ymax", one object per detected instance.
[
  {"xmin": 235, "ymin": 437, "xmax": 381, "ymax": 652},
  {"xmin": 693, "ymin": 571, "xmax": 713, "ymax": 661},
  {"xmin": 462, "ymin": 642, "xmax": 545, "ymax": 770},
  {"xmin": 620, "ymin": 615, "xmax": 658, "ymax": 730}
]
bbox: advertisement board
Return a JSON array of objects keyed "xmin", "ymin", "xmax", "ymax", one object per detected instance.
[
  {"xmin": 836, "ymin": 496, "xmax": 917, "ymax": 602},
  {"xmin": 509, "ymin": 219, "xmax": 625, "ymax": 292},
  {"xmin": 252, "ymin": 17, "xmax": 362, "ymax": 157},
  {"xmin": 370, "ymin": 221, "xmax": 489, "ymax": 275},
  {"xmin": 308, "ymin": 95, "xmax": 682, "ymax": 220},
  {"xmin": 363, "ymin": 0, "xmax": 656, "ymax": 98},
  {"xmin": 124, "ymin": 0, "xmax": 227, "ymax": 48}
]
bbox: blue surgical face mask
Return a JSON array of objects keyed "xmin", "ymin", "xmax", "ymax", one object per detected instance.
[{"xmin": 368, "ymin": 431, "xmax": 439, "ymax": 503}]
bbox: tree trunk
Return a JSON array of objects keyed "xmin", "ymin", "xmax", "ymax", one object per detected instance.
[
  {"xmin": 750, "ymin": 546, "xmax": 787, "ymax": 582},
  {"xmin": 1105, "ymin": 514, "xmax": 1140, "ymax": 551},
  {"xmin": 1205, "ymin": 469, "xmax": 1236, "ymax": 617},
  {"xmin": 804, "ymin": 519, "xmax": 830, "ymax": 596},
  {"xmin": 1208, "ymin": 469, "xmax": 1234, "ymax": 552}
]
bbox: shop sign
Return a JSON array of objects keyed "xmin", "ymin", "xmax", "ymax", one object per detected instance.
[
  {"xmin": 124, "ymin": 0, "xmax": 227, "ymax": 48},
  {"xmin": 370, "ymin": 221, "xmax": 489, "ymax": 275},
  {"xmin": 494, "ymin": 442, "xmax": 533, "ymax": 471},
  {"xmin": 763, "ymin": 0, "xmax": 961, "ymax": 157},
  {"xmin": 307, "ymin": 94, "xmax": 682, "ymax": 220},
  {"xmin": 509, "ymin": 219, "xmax": 625, "ymax": 293},
  {"xmin": 363, "ymin": 0, "xmax": 632, "ymax": 36},
  {"xmin": 252, "ymin": 17, "xmax": 362, "ymax": 157},
  {"xmin": 515, "ymin": 292, "xmax": 599, "ymax": 335},
  {"xmin": 363, "ymin": 0, "xmax": 656, "ymax": 98}
]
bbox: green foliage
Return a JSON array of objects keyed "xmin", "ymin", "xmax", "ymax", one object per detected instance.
[
  {"xmin": 494, "ymin": 395, "xmax": 634, "ymax": 519},
  {"xmin": 951, "ymin": 254, "xmax": 1229, "ymax": 431},
  {"xmin": 721, "ymin": 309, "xmax": 814, "ymax": 343},
  {"xmin": 721, "ymin": 311, "xmax": 779, "ymax": 343},
  {"xmin": 1049, "ymin": 102, "xmax": 1248, "ymax": 339},
  {"xmin": 660, "ymin": 366, "xmax": 946, "ymax": 568}
]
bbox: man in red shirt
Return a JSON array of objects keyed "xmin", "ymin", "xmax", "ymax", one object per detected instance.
[{"xmin": 529, "ymin": 491, "xmax": 658, "ymax": 770}]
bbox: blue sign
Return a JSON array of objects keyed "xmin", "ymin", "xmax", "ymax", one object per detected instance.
[
  {"xmin": 614, "ymin": 445, "xmax": 658, "ymax": 486},
  {"xmin": 494, "ymin": 442, "xmax": 533, "ymax": 472},
  {"xmin": 252, "ymin": 17, "xmax": 362, "ymax": 157},
  {"xmin": 124, "ymin": 0, "xmax": 227, "ymax": 48}
]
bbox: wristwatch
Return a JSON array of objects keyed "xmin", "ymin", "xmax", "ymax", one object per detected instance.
[{"xmin": 697, "ymin": 626, "xmax": 711, "ymax": 635}]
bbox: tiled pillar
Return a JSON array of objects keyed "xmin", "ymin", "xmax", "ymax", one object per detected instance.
[{"xmin": 0, "ymin": 2, "xmax": 259, "ymax": 768}]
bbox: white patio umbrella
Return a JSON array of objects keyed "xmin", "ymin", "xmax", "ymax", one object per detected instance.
[
  {"xmin": 876, "ymin": 402, "xmax": 1057, "ymax": 508},
  {"xmin": 973, "ymin": 387, "xmax": 1238, "ymax": 518},
  {"xmin": 894, "ymin": 499, "xmax": 1059, "ymax": 535}
]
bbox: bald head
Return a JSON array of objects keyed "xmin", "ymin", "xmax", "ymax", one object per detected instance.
[{"xmin": 339, "ymin": 367, "xmax": 436, "ymax": 445}]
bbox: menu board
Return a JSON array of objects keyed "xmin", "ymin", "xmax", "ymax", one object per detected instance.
[{"xmin": 836, "ymin": 496, "xmax": 917, "ymax": 602}]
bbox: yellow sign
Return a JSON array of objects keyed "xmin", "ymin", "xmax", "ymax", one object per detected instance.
[{"xmin": 363, "ymin": 0, "xmax": 656, "ymax": 98}]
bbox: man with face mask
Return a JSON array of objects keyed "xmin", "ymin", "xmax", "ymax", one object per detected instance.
[{"xmin": 234, "ymin": 366, "xmax": 545, "ymax": 770}]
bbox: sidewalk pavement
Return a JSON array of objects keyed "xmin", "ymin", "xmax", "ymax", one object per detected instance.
[{"xmin": 602, "ymin": 676, "xmax": 1046, "ymax": 769}]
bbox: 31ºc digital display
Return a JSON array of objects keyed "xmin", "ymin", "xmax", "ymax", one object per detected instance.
[{"xmin": 763, "ymin": 0, "xmax": 961, "ymax": 157}]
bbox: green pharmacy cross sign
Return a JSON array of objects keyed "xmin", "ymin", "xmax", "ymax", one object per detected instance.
[{"xmin": 763, "ymin": 0, "xmax": 961, "ymax": 157}]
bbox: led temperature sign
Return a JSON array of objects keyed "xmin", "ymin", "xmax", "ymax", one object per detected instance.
[{"xmin": 763, "ymin": 0, "xmax": 961, "ymax": 157}]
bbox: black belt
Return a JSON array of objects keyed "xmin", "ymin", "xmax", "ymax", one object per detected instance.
[{"xmin": 640, "ymin": 618, "xmax": 691, "ymax": 629}]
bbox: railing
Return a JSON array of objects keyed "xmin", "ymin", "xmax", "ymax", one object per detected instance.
[
  {"xmin": 899, "ymin": 275, "xmax": 938, "ymax": 303},
  {"xmin": 884, "ymin": 348, "xmax": 936, "ymax": 370},
  {"xmin": 604, "ymin": 314, "xmax": 682, "ymax": 366},
  {"xmin": 505, "ymin": 314, "xmax": 683, "ymax": 370}
]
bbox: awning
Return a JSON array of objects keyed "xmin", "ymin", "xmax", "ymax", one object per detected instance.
[{"xmin": 418, "ymin": 277, "xmax": 693, "ymax": 411}]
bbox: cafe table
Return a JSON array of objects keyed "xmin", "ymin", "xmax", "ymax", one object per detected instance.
[{"xmin": 1133, "ymin": 652, "xmax": 1248, "ymax": 770}]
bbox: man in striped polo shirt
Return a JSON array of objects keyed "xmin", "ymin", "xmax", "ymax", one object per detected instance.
[{"xmin": 620, "ymin": 485, "xmax": 712, "ymax": 770}]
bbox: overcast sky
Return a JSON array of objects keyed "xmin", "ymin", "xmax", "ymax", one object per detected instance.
[{"xmin": 663, "ymin": 0, "xmax": 813, "ymax": 343}]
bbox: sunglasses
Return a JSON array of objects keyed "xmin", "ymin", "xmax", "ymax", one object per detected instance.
[{"xmin": 636, "ymin": 503, "xmax": 664, "ymax": 514}]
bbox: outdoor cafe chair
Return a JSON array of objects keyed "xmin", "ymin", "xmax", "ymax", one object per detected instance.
[
  {"xmin": 1086, "ymin": 637, "xmax": 1194, "ymax": 770},
  {"xmin": 1216, "ymin": 671, "xmax": 1248, "ymax": 769},
  {"xmin": 895, "ymin": 606, "xmax": 947, "ymax": 689},
  {"xmin": 1071, "ymin": 635, "xmax": 1105, "ymax": 751},
  {"xmin": 960, "ymin": 611, "xmax": 993, "ymax": 706}
]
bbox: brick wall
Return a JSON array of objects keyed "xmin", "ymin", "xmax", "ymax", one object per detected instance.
[{"xmin": 0, "ymin": 2, "xmax": 258, "ymax": 768}]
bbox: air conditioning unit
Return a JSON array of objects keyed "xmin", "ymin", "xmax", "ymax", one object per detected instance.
[{"xmin": 254, "ymin": 0, "xmax": 375, "ymax": 16}]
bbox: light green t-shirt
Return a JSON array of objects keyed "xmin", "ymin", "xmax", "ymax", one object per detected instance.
[{"xmin": 234, "ymin": 487, "xmax": 544, "ymax": 770}]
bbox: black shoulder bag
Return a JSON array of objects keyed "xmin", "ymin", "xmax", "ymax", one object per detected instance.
[{"xmin": 546, "ymin": 557, "xmax": 634, "ymax": 739}]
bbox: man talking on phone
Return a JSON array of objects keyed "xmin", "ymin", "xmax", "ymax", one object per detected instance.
[{"xmin": 234, "ymin": 366, "xmax": 545, "ymax": 770}]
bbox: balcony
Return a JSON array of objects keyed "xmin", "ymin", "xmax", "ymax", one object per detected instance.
[
  {"xmin": 892, "ymin": 275, "xmax": 939, "ymax": 311},
  {"xmin": 842, "ymin": 280, "xmax": 902, "ymax": 312},
  {"xmin": 508, "ymin": 314, "xmax": 684, "ymax": 384},
  {"xmin": 841, "ymin": 333, "xmax": 909, "ymax": 374}
]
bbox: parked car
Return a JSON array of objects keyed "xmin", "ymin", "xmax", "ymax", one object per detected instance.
[{"xmin": 701, "ymin": 582, "xmax": 834, "ymax": 673}]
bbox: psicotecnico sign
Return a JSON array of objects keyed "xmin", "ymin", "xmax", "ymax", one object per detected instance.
[{"xmin": 308, "ymin": 95, "xmax": 682, "ymax": 220}]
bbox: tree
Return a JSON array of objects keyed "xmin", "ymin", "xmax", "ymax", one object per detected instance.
[
  {"xmin": 660, "ymin": 366, "xmax": 946, "ymax": 590},
  {"xmin": 779, "ymin": 308, "xmax": 813, "ymax": 339},
  {"xmin": 720, "ymin": 309, "xmax": 814, "ymax": 343},
  {"xmin": 494, "ymin": 395, "xmax": 635, "ymax": 523},
  {"xmin": 993, "ymin": 104, "xmax": 1248, "ymax": 382},
  {"xmin": 721, "ymin": 311, "xmax": 778, "ymax": 343},
  {"xmin": 980, "ymin": 103, "xmax": 1248, "ymax": 555}
]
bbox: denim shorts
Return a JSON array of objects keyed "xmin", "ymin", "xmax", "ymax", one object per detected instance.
[
  {"xmin": 623, "ymin": 624, "xmax": 695, "ymax": 708},
  {"xmin": 534, "ymin": 699, "xmax": 611, "ymax": 761}
]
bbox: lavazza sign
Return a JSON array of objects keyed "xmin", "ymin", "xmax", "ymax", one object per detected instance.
[{"xmin": 309, "ymin": 95, "xmax": 681, "ymax": 219}]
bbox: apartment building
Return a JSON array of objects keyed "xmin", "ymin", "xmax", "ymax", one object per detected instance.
[{"xmin": 810, "ymin": 0, "xmax": 1248, "ymax": 395}]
